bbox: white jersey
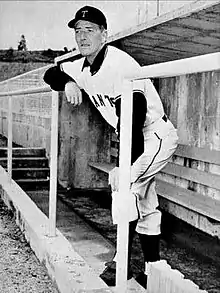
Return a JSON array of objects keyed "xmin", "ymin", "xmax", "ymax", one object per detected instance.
[{"xmin": 62, "ymin": 45, "xmax": 164, "ymax": 130}]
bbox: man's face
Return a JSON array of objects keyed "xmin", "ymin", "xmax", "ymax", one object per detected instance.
[{"xmin": 74, "ymin": 20, "xmax": 107, "ymax": 63}]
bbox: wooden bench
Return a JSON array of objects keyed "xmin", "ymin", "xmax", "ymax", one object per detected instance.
[{"xmin": 89, "ymin": 132, "xmax": 220, "ymax": 239}]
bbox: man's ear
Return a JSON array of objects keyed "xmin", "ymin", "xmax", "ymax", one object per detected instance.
[{"xmin": 101, "ymin": 29, "xmax": 108, "ymax": 44}]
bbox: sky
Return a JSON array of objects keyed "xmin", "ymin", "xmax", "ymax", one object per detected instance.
[{"xmin": 0, "ymin": 1, "xmax": 147, "ymax": 51}]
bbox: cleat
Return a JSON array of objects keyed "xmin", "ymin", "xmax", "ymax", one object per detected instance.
[
  {"xmin": 100, "ymin": 264, "xmax": 133, "ymax": 286},
  {"xmin": 135, "ymin": 272, "xmax": 147, "ymax": 289}
]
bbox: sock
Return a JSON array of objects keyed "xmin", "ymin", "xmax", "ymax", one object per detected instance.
[
  {"xmin": 138, "ymin": 234, "xmax": 160, "ymax": 264},
  {"xmin": 127, "ymin": 219, "xmax": 138, "ymax": 268}
]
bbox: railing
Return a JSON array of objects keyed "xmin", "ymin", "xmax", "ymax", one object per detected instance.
[
  {"xmin": 0, "ymin": 86, "xmax": 59, "ymax": 237},
  {"xmin": 0, "ymin": 51, "xmax": 219, "ymax": 291},
  {"xmin": 116, "ymin": 52, "xmax": 220, "ymax": 291}
]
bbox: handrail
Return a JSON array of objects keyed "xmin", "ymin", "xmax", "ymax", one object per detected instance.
[
  {"xmin": 1, "ymin": 50, "xmax": 220, "ymax": 291},
  {"xmin": 0, "ymin": 85, "xmax": 51, "ymax": 97},
  {"xmin": 0, "ymin": 85, "xmax": 58, "ymax": 237},
  {"xmin": 125, "ymin": 52, "xmax": 220, "ymax": 81}
]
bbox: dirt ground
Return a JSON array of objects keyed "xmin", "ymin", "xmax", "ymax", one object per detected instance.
[{"xmin": 0, "ymin": 198, "xmax": 59, "ymax": 293}]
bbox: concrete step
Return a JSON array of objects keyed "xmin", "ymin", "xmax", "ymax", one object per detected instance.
[
  {"xmin": 11, "ymin": 167, "xmax": 50, "ymax": 180},
  {"xmin": 0, "ymin": 147, "xmax": 46, "ymax": 158},
  {"xmin": 0, "ymin": 157, "xmax": 48, "ymax": 168},
  {"xmin": 16, "ymin": 178, "xmax": 50, "ymax": 190}
]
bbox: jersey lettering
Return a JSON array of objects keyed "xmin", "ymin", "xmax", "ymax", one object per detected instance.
[
  {"xmin": 97, "ymin": 94, "xmax": 105, "ymax": 106},
  {"xmin": 91, "ymin": 95, "xmax": 100, "ymax": 107},
  {"xmin": 91, "ymin": 94, "xmax": 120, "ymax": 108},
  {"xmin": 104, "ymin": 95, "xmax": 114, "ymax": 107}
]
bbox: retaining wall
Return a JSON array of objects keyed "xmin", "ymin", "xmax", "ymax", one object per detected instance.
[{"xmin": 0, "ymin": 65, "xmax": 52, "ymax": 155}]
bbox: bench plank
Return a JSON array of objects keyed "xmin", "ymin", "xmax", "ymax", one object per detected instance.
[
  {"xmin": 163, "ymin": 162, "xmax": 220, "ymax": 190},
  {"xmin": 89, "ymin": 162, "xmax": 115, "ymax": 174},
  {"xmin": 175, "ymin": 144, "xmax": 220, "ymax": 165},
  {"xmin": 156, "ymin": 179, "xmax": 220, "ymax": 222}
]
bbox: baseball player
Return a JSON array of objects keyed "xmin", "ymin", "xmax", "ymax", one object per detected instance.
[{"xmin": 43, "ymin": 5, "xmax": 178, "ymax": 288}]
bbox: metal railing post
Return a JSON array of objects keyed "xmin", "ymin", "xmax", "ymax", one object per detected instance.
[
  {"xmin": 7, "ymin": 94, "xmax": 12, "ymax": 179},
  {"xmin": 116, "ymin": 80, "xmax": 133, "ymax": 291},
  {"xmin": 157, "ymin": 0, "xmax": 160, "ymax": 16},
  {"xmin": 49, "ymin": 90, "xmax": 59, "ymax": 237}
]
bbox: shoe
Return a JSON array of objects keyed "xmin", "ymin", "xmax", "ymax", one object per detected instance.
[
  {"xmin": 101, "ymin": 220, "xmax": 137, "ymax": 286},
  {"xmin": 99, "ymin": 262, "xmax": 133, "ymax": 287},
  {"xmin": 135, "ymin": 272, "xmax": 147, "ymax": 289}
]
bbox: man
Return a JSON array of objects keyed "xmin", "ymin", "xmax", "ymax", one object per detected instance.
[{"xmin": 43, "ymin": 5, "xmax": 178, "ymax": 288}]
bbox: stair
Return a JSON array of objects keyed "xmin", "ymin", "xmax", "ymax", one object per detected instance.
[{"xmin": 0, "ymin": 147, "xmax": 50, "ymax": 190}]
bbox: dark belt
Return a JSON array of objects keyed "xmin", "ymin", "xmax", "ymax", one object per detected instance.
[{"xmin": 162, "ymin": 115, "xmax": 167, "ymax": 122}]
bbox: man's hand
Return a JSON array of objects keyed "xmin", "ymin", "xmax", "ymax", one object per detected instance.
[
  {"xmin": 65, "ymin": 81, "xmax": 82, "ymax": 106},
  {"xmin": 109, "ymin": 167, "xmax": 119, "ymax": 192}
]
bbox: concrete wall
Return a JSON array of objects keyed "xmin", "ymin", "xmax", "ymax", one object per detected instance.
[
  {"xmin": 0, "ymin": 65, "xmax": 52, "ymax": 154},
  {"xmin": 105, "ymin": 1, "xmax": 195, "ymax": 36},
  {"xmin": 0, "ymin": 65, "xmax": 113, "ymax": 188},
  {"xmin": 147, "ymin": 0, "xmax": 193, "ymax": 20},
  {"xmin": 58, "ymin": 91, "xmax": 112, "ymax": 189}
]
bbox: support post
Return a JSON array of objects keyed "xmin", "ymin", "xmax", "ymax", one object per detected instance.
[
  {"xmin": 157, "ymin": 0, "xmax": 160, "ymax": 16},
  {"xmin": 7, "ymin": 95, "xmax": 12, "ymax": 179},
  {"xmin": 49, "ymin": 90, "xmax": 59, "ymax": 237},
  {"xmin": 116, "ymin": 80, "xmax": 133, "ymax": 291}
]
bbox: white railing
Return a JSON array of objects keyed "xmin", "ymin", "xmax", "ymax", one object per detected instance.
[
  {"xmin": 0, "ymin": 86, "xmax": 59, "ymax": 237},
  {"xmin": 117, "ymin": 51, "xmax": 220, "ymax": 291},
  {"xmin": 0, "ymin": 51, "xmax": 219, "ymax": 291}
]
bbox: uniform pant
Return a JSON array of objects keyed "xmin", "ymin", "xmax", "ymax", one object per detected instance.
[{"xmin": 131, "ymin": 118, "xmax": 178, "ymax": 235}]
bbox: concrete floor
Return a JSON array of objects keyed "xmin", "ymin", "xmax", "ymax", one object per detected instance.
[{"xmin": 26, "ymin": 189, "xmax": 146, "ymax": 292}]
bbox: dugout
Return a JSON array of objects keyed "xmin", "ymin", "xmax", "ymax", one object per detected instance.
[
  {"xmin": 0, "ymin": 0, "xmax": 219, "ymax": 239},
  {"xmin": 55, "ymin": 0, "xmax": 220, "ymax": 239}
]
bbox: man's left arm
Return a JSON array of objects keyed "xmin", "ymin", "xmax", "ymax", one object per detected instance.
[
  {"xmin": 115, "ymin": 92, "xmax": 147, "ymax": 166},
  {"xmin": 43, "ymin": 65, "xmax": 74, "ymax": 91}
]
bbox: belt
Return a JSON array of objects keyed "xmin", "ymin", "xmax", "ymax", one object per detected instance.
[{"xmin": 162, "ymin": 115, "xmax": 167, "ymax": 122}]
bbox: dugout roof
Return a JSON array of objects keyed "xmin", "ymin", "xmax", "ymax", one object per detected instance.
[{"xmin": 108, "ymin": 0, "xmax": 220, "ymax": 66}]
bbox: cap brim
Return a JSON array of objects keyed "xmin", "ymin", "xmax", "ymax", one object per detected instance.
[{"xmin": 68, "ymin": 18, "xmax": 76, "ymax": 28}]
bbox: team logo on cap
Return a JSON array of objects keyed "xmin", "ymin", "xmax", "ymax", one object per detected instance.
[{"xmin": 81, "ymin": 10, "xmax": 88, "ymax": 18}]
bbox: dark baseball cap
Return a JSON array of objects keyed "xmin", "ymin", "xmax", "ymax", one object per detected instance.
[{"xmin": 68, "ymin": 6, "xmax": 107, "ymax": 29}]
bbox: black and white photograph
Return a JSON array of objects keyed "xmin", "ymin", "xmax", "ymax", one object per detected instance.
[{"xmin": 0, "ymin": 1, "xmax": 220, "ymax": 292}]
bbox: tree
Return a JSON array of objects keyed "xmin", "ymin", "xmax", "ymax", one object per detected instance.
[{"xmin": 18, "ymin": 35, "xmax": 27, "ymax": 51}]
